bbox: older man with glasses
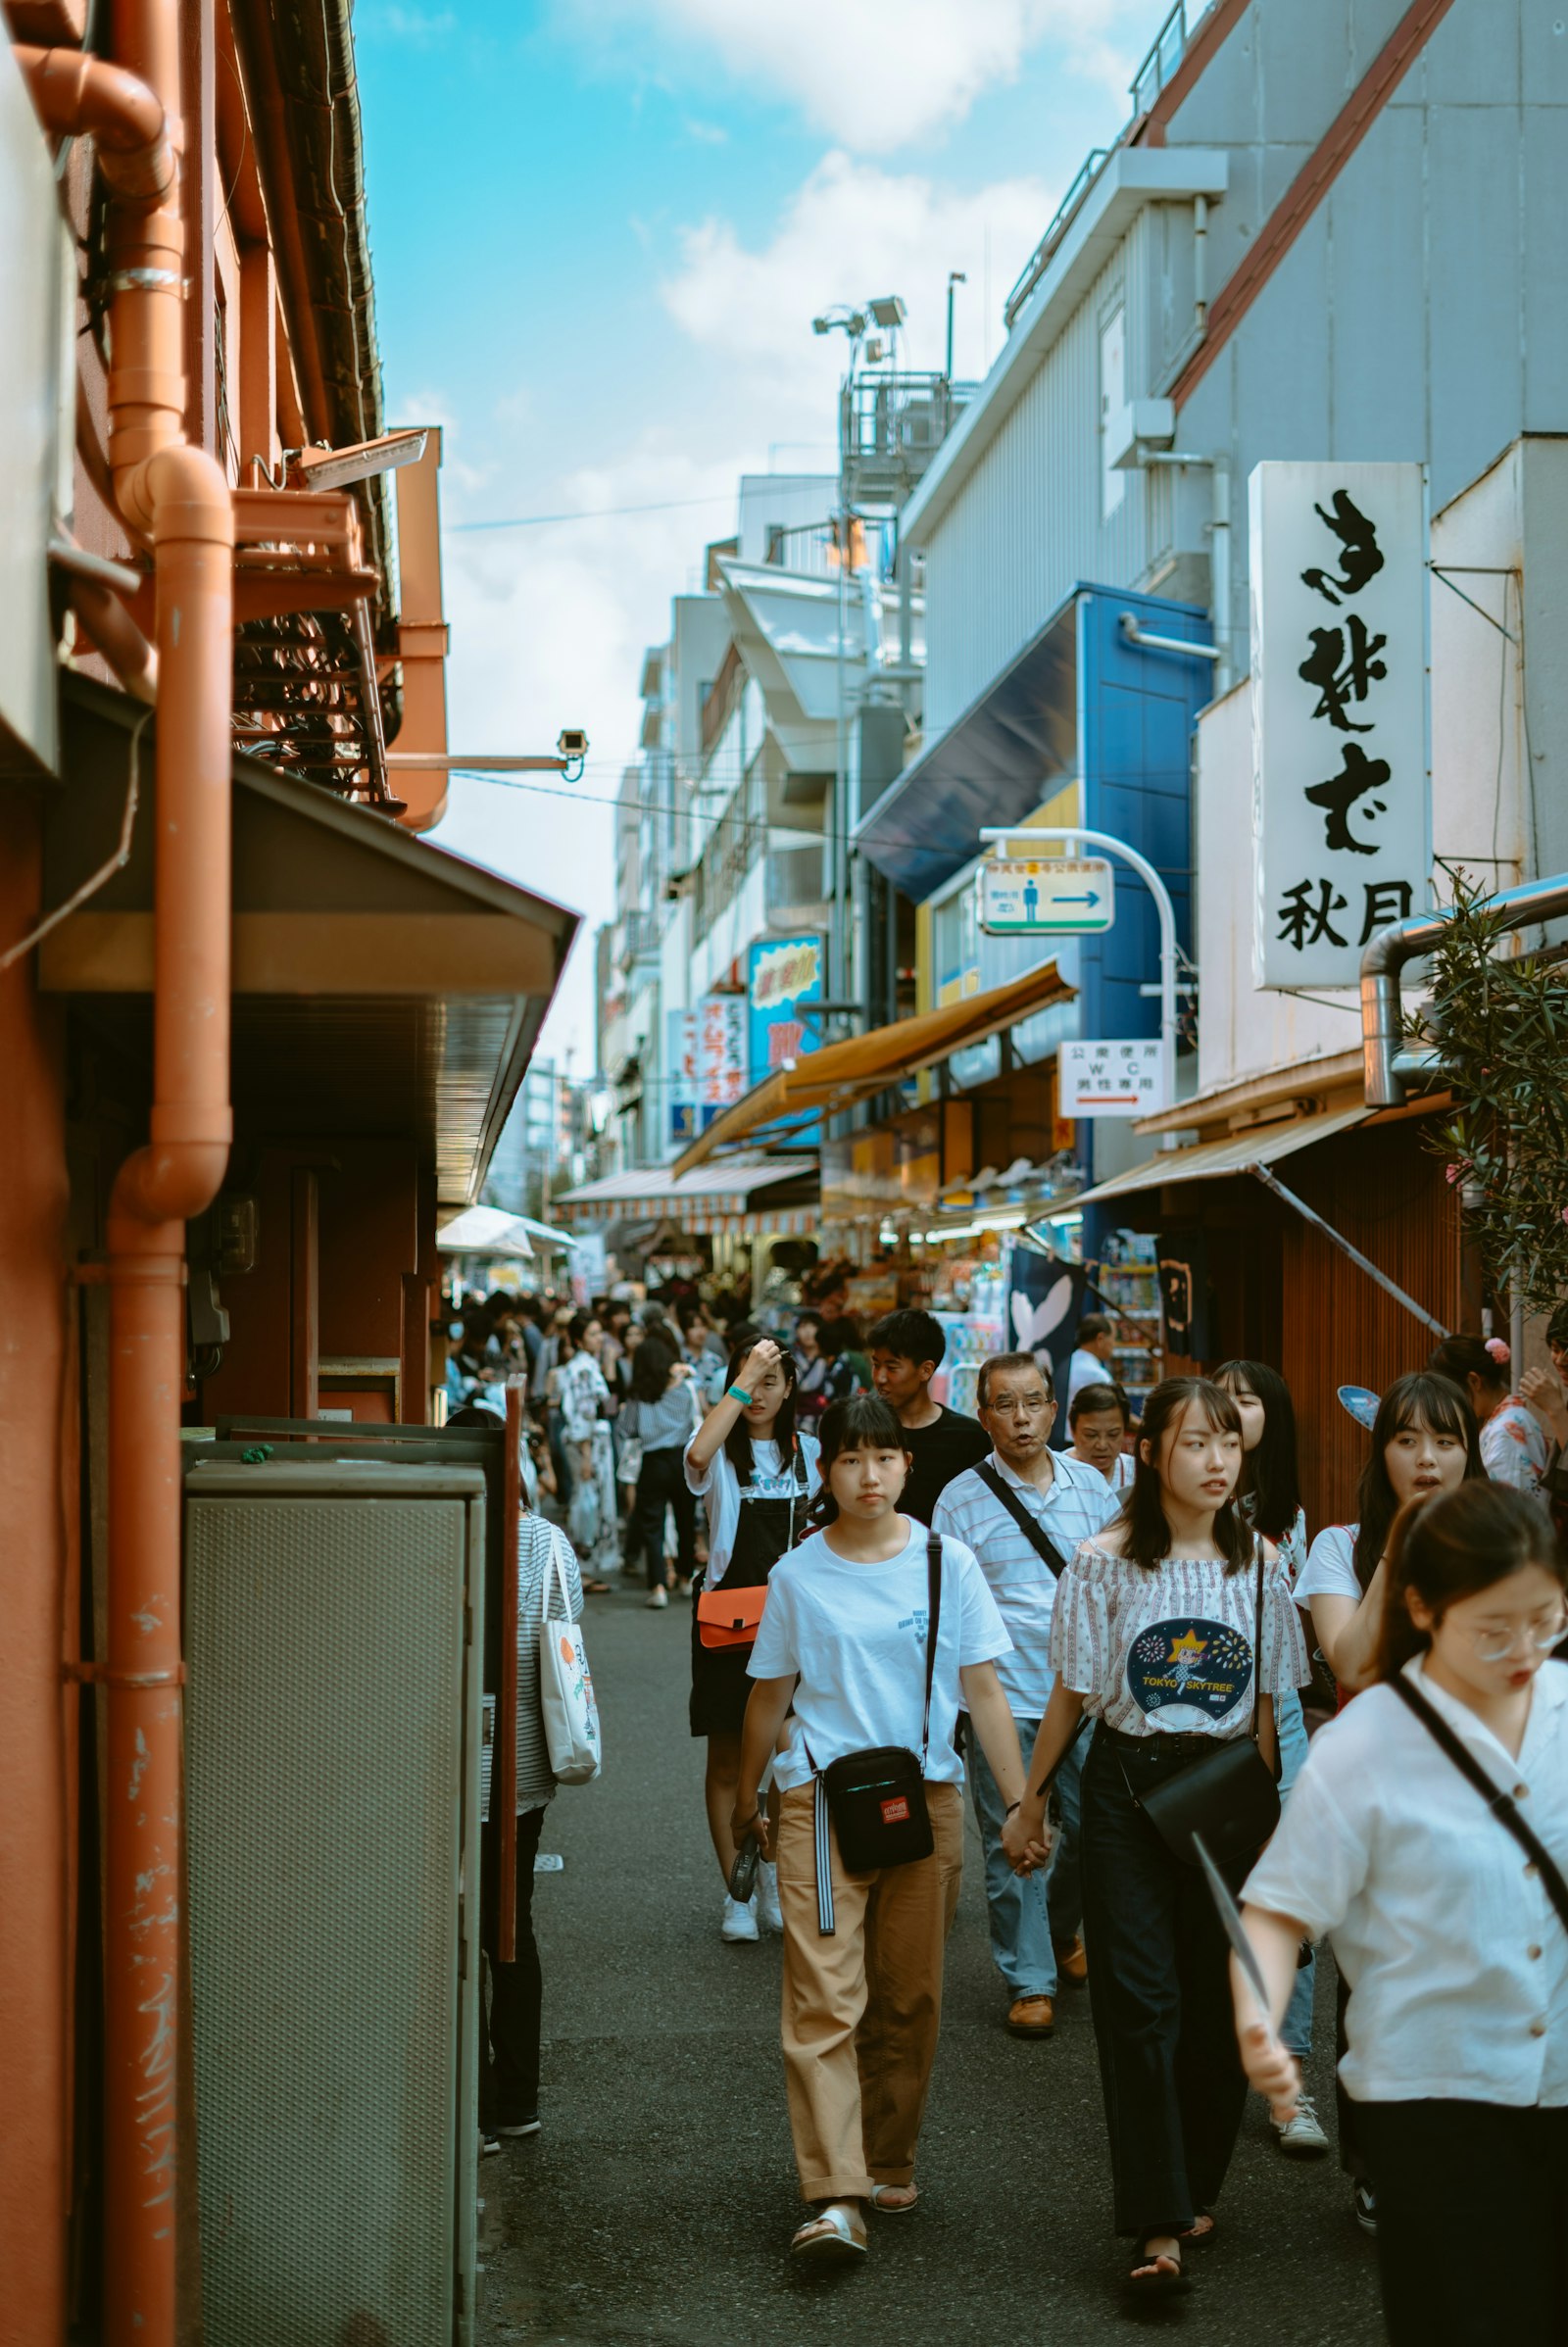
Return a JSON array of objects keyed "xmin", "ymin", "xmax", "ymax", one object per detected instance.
[{"xmin": 933, "ymin": 1350, "xmax": 1118, "ymax": 2037}]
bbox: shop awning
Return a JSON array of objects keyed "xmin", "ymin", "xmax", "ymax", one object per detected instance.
[
  {"xmin": 670, "ymin": 958, "xmax": 1077, "ymax": 1177},
  {"xmin": 42, "ymin": 677, "xmax": 578, "ymax": 1204},
  {"xmin": 1066, "ymin": 1103, "xmax": 1370, "ymax": 1210},
  {"xmin": 435, "ymin": 1207, "xmax": 535, "ymax": 1258},
  {"xmin": 555, "ymin": 1155, "xmax": 817, "ymax": 1233}
]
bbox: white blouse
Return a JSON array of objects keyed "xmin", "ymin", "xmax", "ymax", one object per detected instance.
[
  {"xmin": 684, "ymin": 1432, "xmax": 821, "ymax": 1588},
  {"xmin": 1049, "ymin": 1540, "xmax": 1307, "ymax": 1737},
  {"xmin": 1245, "ymin": 1658, "xmax": 1568, "ymax": 2107}
]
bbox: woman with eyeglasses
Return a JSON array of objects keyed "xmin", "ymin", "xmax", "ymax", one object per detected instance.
[{"xmin": 1234, "ymin": 1481, "xmax": 1568, "ymax": 2344}]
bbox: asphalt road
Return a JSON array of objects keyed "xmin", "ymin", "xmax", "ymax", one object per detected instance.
[{"xmin": 478, "ymin": 1575, "xmax": 1386, "ymax": 2347}]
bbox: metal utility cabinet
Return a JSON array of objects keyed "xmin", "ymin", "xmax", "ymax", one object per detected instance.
[{"xmin": 183, "ymin": 1459, "xmax": 487, "ymax": 2346}]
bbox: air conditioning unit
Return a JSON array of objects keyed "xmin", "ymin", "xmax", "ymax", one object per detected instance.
[{"xmin": 183, "ymin": 1458, "xmax": 487, "ymax": 2346}]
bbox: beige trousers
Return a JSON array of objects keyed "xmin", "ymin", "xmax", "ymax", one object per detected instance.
[{"xmin": 775, "ymin": 1779, "xmax": 964, "ymax": 2203}]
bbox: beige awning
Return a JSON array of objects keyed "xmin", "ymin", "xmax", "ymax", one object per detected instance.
[
  {"xmin": 1067, "ymin": 1103, "xmax": 1369, "ymax": 1211},
  {"xmin": 671, "ymin": 957, "xmax": 1076, "ymax": 1177},
  {"xmin": 556, "ymin": 1155, "xmax": 816, "ymax": 1233}
]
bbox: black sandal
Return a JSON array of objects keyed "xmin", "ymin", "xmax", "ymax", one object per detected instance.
[{"xmin": 1127, "ymin": 2233, "xmax": 1187, "ymax": 2291}]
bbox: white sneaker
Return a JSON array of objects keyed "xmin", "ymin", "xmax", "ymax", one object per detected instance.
[
  {"xmin": 758, "ymin": 1860, "xmax": 783, "ymax": 1934},
  {"xmin": 721, "ymin": 1892, "xmax": 760, "ymax": 1943},
  {"xmin": 1273, "ymin": 2089, "xmax": 1330, "ymax": 2157},
  {"xmin": 645, "ymin": 1586, "xmax": 668, "ymax": 1609}
]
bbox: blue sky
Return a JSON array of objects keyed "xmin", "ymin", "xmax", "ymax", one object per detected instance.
[{"xmin": 354, "ymin": 0, "xmax": 1176, "ymax": 1068}]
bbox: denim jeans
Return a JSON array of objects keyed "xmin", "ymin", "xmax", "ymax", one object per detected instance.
[
  {"xmin": 967, "ymin": 1711, "xmax": 1086, "ymax": 2000},
  {"xmin": 1275, "ymin": 1687, "xmax": 1315, "ymax": 2060}
]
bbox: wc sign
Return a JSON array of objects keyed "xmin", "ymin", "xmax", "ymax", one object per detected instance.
[{"xmin": 980, "ymin": 856, "xmax": 1115, "ymax": 936}]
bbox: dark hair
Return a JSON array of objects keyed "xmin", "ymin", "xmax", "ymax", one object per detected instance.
[
  {"xmin": 867, "ymin": 1307, "xmax": 946, "ymax": 1370},
  {"xmin": 1114, "ymin": 1378, "xmax": 1250, "ymax": 1574},
  {"xmin": 1069, "ymin": 1380, "xmax": 1129, "ymax": 1429},
  {"xmin": 723, "ymin": 1337, "xmax": 801, "ymax": 1488},
  {"xmin": 795, "ymin": 1310, "xmax": 824, "ymax": 1337},
  {"xmin": 1426, "ymin": 1334, "xmax": 1510, "ymax": 1397},
  {"xmin": 725, "ymin": 1320, "xmax": 763, "ymax": 1357},
  {"xmin": 1352, "ymin": 1372, "xmax": 1485, "ymax": 1590},
  {"xmin": 445, "ymin": 1402, "xmax": 502, "ymax": 1430},
  {"xmin": 976, "ymin": 1350, "xmax": 1054, "ymax": 1406},
  {"xmin": 1213, "ymin": 1359, "xmax": 1302, "ymax": 1545},
  {"xmin": 817, "ymin": 1315, "xmax": 864, "ymax": 1362},
  {"xmin": 1076, "ymin": 1312, "xmax": 1112, "ymax": 1345},
  {"xmin": 629, "ymin": 1332, "xmax": 678, "ymax": 1404},
  {"xmin": 807, "ymin": 1393, "xmax": 910, "ymax": 1527},
  {"xmin": 1548, "ymin": 1304, "xmax": 1568, "ymax": 1351},
  {"xmin": 1375, "ymin": 1482, "xmax": 1564, "ymax": 1680}
]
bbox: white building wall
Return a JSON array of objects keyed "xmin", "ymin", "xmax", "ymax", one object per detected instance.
[
  {"xmin": 919, "ymin": 221, "xmax": 1156, "ymax": 737},
  {"xmin": 1194, "ymin": 438, "xmax": 1549, "ymax": 1099}
]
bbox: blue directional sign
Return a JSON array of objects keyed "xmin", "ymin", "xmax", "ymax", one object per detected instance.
[{"xmin": 980, "ymin": 855, "xmax": 1116, "ymax": 936}]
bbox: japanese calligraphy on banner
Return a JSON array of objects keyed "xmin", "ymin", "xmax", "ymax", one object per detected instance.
[
  {"xmin": 1058, "ymin": 1039, "xmax": 1168, "ymax": 1120},
  {"xmin": 696, "ymin": 994, "xmax": 747, "ymax": 1111},
  {"xmin": 667, "ymin": 1006, "xmax": 699, "ymax": 1144},
  {"xmin": 1250, "ymin": 462, "xmax": 1428, "ymax": 989},
  {"xmin": 748, "ymin": 934, "xmax": 823, "ymax": 1082}
]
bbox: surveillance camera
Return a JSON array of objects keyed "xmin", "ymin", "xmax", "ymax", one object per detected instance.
[{"xmin": 557, "ymin": 728, "xmax": 589, "ymax": 759}]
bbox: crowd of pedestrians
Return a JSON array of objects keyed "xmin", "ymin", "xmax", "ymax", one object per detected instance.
[{"xmin": 468, "ymin": 1274, "xmax": 1567, "ymax": 2335}]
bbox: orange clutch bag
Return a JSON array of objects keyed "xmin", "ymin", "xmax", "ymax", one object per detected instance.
[{"xmin": 695, "ymin": 1584, "xmax": 767, "ymax": 1650}]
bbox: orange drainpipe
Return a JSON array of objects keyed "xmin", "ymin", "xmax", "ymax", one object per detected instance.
[{"xmin": 20, "ymin": 13, "xmax": 232, "ymax": 2342}]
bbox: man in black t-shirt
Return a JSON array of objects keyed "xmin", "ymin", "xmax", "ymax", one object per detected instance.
[{"xmin": 867, "ymin": 1307, "xmax": 991, "ymax": 1525}]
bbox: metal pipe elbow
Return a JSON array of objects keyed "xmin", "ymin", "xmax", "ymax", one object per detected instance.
[
  {"xmin": 111, "ymin": 1130, "xmax": 232, "ymax": 1234},
  {"xmin": 14, "ymin": 45, "xmax": 173, "ymax": 206}
]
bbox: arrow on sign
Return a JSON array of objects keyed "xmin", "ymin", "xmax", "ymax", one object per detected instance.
[{"xmin": 1055, "ymin": 891, "xmax": 1101, "ymax": 905}]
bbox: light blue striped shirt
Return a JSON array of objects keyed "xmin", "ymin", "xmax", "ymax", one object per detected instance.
[{"xmin": 932, "ymin": 1449, "xmax": 1118, "ymax": 1715}]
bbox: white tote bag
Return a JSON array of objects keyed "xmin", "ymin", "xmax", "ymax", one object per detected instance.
[{"xmin": 539, "ymin": 1540, "xmax": 602, "ymax": 1785}]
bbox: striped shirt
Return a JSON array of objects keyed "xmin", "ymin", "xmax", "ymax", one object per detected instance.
[
  {"xmin": 513, "ymin": 1515, "xmax": 584, "ymax": 1812},
  {"xmin": 932, "ymin": 1450, "xmax": 1117, "ymax": 1715},
  {"xmin": 1049, "ymin": 1539, "xmax": 1307, "ymax": 1738}
]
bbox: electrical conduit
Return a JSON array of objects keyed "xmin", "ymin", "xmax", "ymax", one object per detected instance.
[{"xmin": 19, "ymin": 16, "xmax": 233, "ymax": 2345}]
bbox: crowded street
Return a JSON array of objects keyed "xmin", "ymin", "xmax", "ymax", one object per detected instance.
[
  {"xmin": 476, "ymin": 1581, "xmax": 1384, "ymax": 2345},
  {"xmin": 6, "ymin": 2, "xmax": 1568, "ymax": 2342}
]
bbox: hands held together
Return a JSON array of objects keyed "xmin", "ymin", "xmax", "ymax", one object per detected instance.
[{"xmin": 1001, "ymin": 1799, "xmax": 1053, "ymax": 1875}]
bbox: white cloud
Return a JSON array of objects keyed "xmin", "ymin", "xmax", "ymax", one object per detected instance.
[
  {"xmin": 662, "ymin": 150, "xmax": 1055, "ymax": 391},
  {"xmin": 574, "ymin": 0, "xmax": 1155, "ymax": 151}
]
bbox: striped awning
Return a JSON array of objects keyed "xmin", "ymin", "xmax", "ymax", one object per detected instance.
[{"xmin": 555, "ymin": 1155, "xmax": 816, "ymax": 1232}]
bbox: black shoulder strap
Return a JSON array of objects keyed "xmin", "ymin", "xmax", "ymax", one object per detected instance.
[
  {"xmin": 1390, "ymin": 1674, "xmax": 1568, "ymax": 1936},
  {"xmin": 975, "ymin": 1461, "xmax": 1071, "ymax": 1580},
  {"xmin": 1249, "ymin": 1539, "xmax": 1265, "ymax": 1744},
  {"xmin": 921, "ymin": 1532, "xmax": 944, "ymax": 1770}
]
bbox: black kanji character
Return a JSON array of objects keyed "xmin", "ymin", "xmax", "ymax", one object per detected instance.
[
  {"xmin": 1358, "ymin": 879, "xmax": 1414, "ymax": 945},
  {"xmin": 1277, "ymin": 879, "xmax": 1349, "ymax": 953},
  {"xmin": 1298, "ymin": 615, "xmax": 1388, "ymax": 733},
  {"xmin": 1301, "ymin": 489, "xmax": 1385, "ymax": 607},
  {"xmin": 1303, "ymin": 742, "xmax": 1391, "ymax": 856}
]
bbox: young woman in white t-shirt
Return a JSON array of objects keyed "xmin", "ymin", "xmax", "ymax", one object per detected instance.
[
  {"xmin": 685, "ymin": 1337, "xmax": 820, "ymax": 1943},
  {"xmin": 733, "ymin": 1394, "xmax": 1026, "ymax": 2264},
  {"xmin": 1297, "ymin": 1372, "xmax": 1483, "ymax": 1696},
  {"xmin": 1236, "ymin": 1481, "xmax": 1568, "ymax": 2345},
  {"xmin": 1003, "ymin": 1377, "xmax": 1307, "ymax": 2293}
]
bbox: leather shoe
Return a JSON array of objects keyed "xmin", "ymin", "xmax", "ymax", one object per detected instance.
[
  {"xmin": 1006, "ymin": 1993, "xmax": 1055, "ymax": 2037},
  {"xmin": 1054, "ymin": 1933, "xmax": 1089, "ymax": 1985}
]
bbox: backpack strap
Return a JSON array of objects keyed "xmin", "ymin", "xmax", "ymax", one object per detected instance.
[
  {"xmin": 975, "ymin": 1460, "xmax": 1071, "ymax": 1579},
  {"xmin": 920, "ymin": 1531, "xmax": 945, "ymax": 1771},
  {"xmin": 1390, "ymin": 1674, "xmax": 1568, "ymax": 1937}
]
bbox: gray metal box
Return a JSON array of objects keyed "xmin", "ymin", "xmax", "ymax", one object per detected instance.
[{"xmin": 183, "ymin": 1460, "xmax": 486, "ymax": 2346}]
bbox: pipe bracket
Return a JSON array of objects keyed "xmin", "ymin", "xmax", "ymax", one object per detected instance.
[{"xmin": 66, "ymin": 1660, "xmax": 186, "ymax": 1688}]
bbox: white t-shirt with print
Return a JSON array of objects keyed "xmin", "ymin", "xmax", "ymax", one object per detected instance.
[
  {"xmin": 1296, "ymin": 1523, "xmax": 1360, "ymax": 1606},
  {"xmin": 1049, "ymin": 1539, "xmax": 1307, "ymax": 1737},
  {"xmin": 748, "ymin": 1520, "xmax": 1011, "ymax": 1791},
  {"xmin": 684, "ymin": 1432, "xmax": 821, "ymax": 1587}
]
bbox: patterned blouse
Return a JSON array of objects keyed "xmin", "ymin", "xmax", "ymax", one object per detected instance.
[
  {"xmin": 1048, "ymin": 1538, "xmax": 1308, "ymax": 1739},
  {"xmin": 1481, "ymin": 1398, "xmax": 1549, "ymax": 1495}
]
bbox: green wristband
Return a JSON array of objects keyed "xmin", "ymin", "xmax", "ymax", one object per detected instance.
[{"xmin": 727, "ymin": 1384, "xmax": 753, "ymax": 1406}]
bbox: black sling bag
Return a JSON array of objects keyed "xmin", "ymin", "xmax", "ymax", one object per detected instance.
[
  {"xmin": 1390, "ymin": 1674, "xmax": 1568, "ymax": 1935},
  {"xmin": 975, "ymin": 1460, "xmax": 1072, "ymax": 1578},
  {"xmin": 810, "ymin": 1533, "xmax": 943, "ymax": 1934}
]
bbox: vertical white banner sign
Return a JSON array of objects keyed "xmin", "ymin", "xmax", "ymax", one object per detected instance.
[{"xmin": 1250, "ymin": 462, "xmax": 1428, "ymax": 989}]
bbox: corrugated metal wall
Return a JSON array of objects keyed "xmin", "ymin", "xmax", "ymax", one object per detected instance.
[
  {"xmin": 921, "ymin": 220, "xmax": 1156, "ymax": 738},
  {"xmin": 1280, "ymin": 1125, "xmax": 1462, "ymax": 1537}
]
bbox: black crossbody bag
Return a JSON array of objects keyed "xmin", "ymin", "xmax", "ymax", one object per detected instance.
[
  {"xmin": 1390, "ymin": 1674, "xmax": 1568, "ymax": 1934},
  {"xmin": 975, "ymin": 1461, "xmax": 1072, "ymax": 1578},
  {"xmin": 811, "ymin": 1533, "xmax": 944, "ymax": 1934},
  {"xmin": 1132, "ymin": 1542, "xmax": 1282, "ymax": 1869}
]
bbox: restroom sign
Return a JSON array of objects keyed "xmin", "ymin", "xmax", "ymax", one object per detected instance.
[{"xmin": 1059, "ymin": 1038, "xmax": 1167, "ymax": 1119}]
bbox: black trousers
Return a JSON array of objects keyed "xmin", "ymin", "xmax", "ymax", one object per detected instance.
[
  {"xmin": 481, "ymin": 1804, "xmax": 546, "ymax": 2124},
  {"xmin": 1079, "ymin": 1729, "xmax": 1251, "ymax": 2237},
  {"xmin": 1356, "ymin": 2100, "xmax": 1568, "ymax": 2344},
  {"xmin": 629, "ymin": 1443, "xmax": 698, "ymax": 1589}
]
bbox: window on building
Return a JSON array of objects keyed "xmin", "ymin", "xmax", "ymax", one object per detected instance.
[{"xmin": 1100, "ymin": 299, "xmax": 1125, "ymax": 520}]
